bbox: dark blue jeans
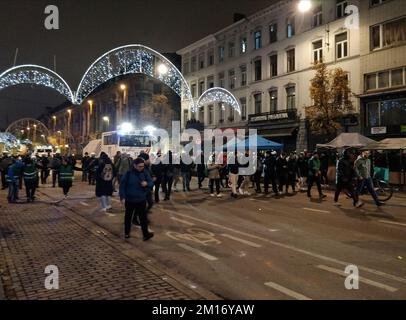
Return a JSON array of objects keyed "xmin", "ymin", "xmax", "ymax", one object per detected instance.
[
  {"xmin": 7, "ymin": 180, "xmax": 18, "ymax": 202},
  {"xmin": 358, "ymin": 177, "xmax": 379, "ymax": 205}
]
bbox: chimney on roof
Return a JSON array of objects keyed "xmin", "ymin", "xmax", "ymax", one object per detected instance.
[{"xmin": 233, "ymin": 13, "xmax": 246, "ymax": 23}]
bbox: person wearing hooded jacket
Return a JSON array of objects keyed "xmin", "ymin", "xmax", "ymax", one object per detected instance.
[
  {"xmin": 120, "ymin": 158, "xmax": 154, "ymax": 241},
  {"xmin": 96, "ymin": 152, "xmax": 116, "ymax": 212}
]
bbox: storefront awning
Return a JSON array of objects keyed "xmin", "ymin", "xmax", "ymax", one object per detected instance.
[{"xmin": 261, "ymin": 127, "xmax": 298, "ymax": 138}]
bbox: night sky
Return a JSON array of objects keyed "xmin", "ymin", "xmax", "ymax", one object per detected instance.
[{"xmin": 0, "ymin": 0, "xmax": 273, "ymax": 130}]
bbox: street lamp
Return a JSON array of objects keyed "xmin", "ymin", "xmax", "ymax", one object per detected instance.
[
  {"xmin": 298, "ymin": 0, "xmax": 312, "ymax": 13},
  {"xmin": 120, "ymin": 84, "xmax": 128, "ymax": 122},
  {"xmin": 52, "ymin": 116, "xmax": 57, "ymax": 133},
  {"xmin": 103, "ymin": 116, "xmax": 110, "ymax": 131}
]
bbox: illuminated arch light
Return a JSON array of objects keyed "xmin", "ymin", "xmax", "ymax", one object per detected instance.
[
  {"xmin": 6, "ymin": 118, "xmax": 50, "ymax": 142},
  {"xmin": 75, "ymin": 44, "xmax": 194, "ymax": 109},
  {"xmin": 196, "ymin": 87, "xmax": 241, "ymax": 115},
  {"xmin": 0, "ymin": 132, "xmax": 19, "ymax": 149},
  {"xmin": 0, "ymin": 65, "xmax": 75, "ymax": 103}
]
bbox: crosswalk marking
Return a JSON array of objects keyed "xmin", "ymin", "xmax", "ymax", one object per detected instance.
[
  {"xmin": 177, "ymin": 243, "xmax": 218, "ymax": 261},
  {"xmin": 220, "ymin": 234, "xmax": 262, "ymax": 248},
  {"xmin": 317, "ymin": 265, "xmax": 398, "ymax": 292},
  {"xmin": 80, "ymin": 202, "xmax": 90, "ymax": 207},
  {"xmin": 264, "ymin": 281, "xmax": 312, "ymax": 300},
  {"xmin": 303, "ymin": 207, "xmax": 330, "ymax": 214},
  {"xmin": 378, "ymin": 220, "xmax": 406, "ymax": 228}
]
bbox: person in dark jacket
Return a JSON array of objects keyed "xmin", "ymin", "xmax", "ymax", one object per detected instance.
[
  {"xmin": 196, "ymin": 152, "xmax": 206, "ymax": 189},
  {"xmin": 320, "ymin": 153, "xmax": 329, "ymax": 186},
  {"xmin": 263, "ymin": 151, "xmax": 279, "ymax": 195},
  {"xmin": 307, "ymin": 151, "xmax": 326, "ymax": 199},
  {"xmin": 40, "ymin": 155, "xmax": 50, "ymax": 185},
  {"xmin": 0, "ymin": 153, "xmax": 12, "ymax": 190},
  {"xmin": 120, "ymin": 158, "xmax": 154, "ymax": 241},
  {"xmin": 151, "ymin": 151, "xmax": 165, "ymax": 203},
  {"xmin": 139, "ymin": 152, "xmax": 154, "ymax": 213},
  {"xmin": 6, "ymin": 158, "xmax": 23, "ymax": 203},
  {"xmin": 297, "ymin": 152, "xmax": 308, "ymax": 191},
  {"xmin": 50, "ymin": 153, "xmax": 62, "ymax": 188},
  {"xmin": 180, "ymin": 156, "xmax": 194, "ymax": 192},
  {"xmin": 96, "ymin": 152, "xmax": 115, "ymax": 212},
  {"xmin": 22, "ymin": 156, "xmax": 40, "ymax": 202},
  {"xmin": 276, "ymin": 152, "xmax": 288, "ymax": 194},
  {"xmin": 286, "ymin": 153, "xmax": 298, "ymax": 193},
  {"xmin": 227, "ymin": 152, "xmax": 239, "ymax": 198},
  {"xmin": 161, "ymin": 151, "xmax": 175, "ymax": 201},
  {"xmin": 334, "ymin": 149, "xmax": 363, "ymax": 208},
  {"xmin": 81, "ymin": 152, "xmax": 91, "ymax": 182}
]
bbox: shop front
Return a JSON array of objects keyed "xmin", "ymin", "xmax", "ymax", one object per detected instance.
[{"xmin": 248, "ymin": 109, "xmax": 300, "ymax": 152}]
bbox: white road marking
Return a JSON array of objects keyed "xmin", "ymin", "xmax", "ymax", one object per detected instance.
[
  {"xmin": 163, "ymin": 205, "xmax": 406, "ymax": 285},
  {"xmin": 220, "ymin": 234, "xmax": 262, "ymax": 248},
  {"xmin": 269, "ymin": 229, "xmax": 279, "ymax": 232},
  {"xmin": 378, "ymin": 220, "xmax": 406, "ymax": 228},
  {"xmin": 317, "ymin": 265, "xmax": 398, "ymax": 293},
  {"xmin": 80, "ymin": 202, "xmax": 90, "ymax": 207},
  {"xmin": 302, "ymin": 207, "xmax": 330, "ymax": 214},
  {"xmin": 170, "ymin": 217, "xmax": 195, "ymax": 226},
  {"xmin": 177, "ymin": 243, "xmax": 218, "ymax": 261},
  {"xmin": 264, "ymin": 281, "xmax": 312, "ymax": 300}
]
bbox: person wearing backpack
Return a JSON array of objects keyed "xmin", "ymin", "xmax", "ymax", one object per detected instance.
[
  {"xmin": 120, "ymin": 158, "xmax": 154, "ymax": 241},
  {"xmin": 50, "ymin": 153, "xmax": 62, "ymax": 188},
  {"xmin": 22, "ymin": 156, "xmax": 40, "ymax": 202},
  {"xmin": 96, "ymin": 152, "xmax": 116, "ymax": 212}
]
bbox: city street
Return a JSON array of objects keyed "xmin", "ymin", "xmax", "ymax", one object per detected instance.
[{"xmin": 1, "ymin": 175, "xmax": 406, "ymax": 300}]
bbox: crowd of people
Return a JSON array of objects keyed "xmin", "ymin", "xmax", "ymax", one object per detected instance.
[{"xmin": 0, "ymin": 147, "xmax": 385, "ymax": 241}]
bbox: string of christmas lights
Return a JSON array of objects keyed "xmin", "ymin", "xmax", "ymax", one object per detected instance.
[
  {"xmin": 0, "ymin": 65, "xmax": 75, "ymax": 103},
  {"xmin": 195, "ymin": 87, "xmax": 241, "ymax": 114}
]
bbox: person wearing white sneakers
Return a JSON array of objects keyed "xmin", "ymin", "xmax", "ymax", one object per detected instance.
[{"xmin": 207, "ymin": 154, "xmax": 222, "ymax": 198}]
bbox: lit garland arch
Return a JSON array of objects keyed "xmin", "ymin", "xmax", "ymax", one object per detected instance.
[
  {"xmin": 6, "ymin": 118, "xmax": 50, "ymax": 144},
  {"xmin": 75, "ymin": 44, "xmax": 194, "ymax": 107},
  {"xmin": 0, "ymin": 65, "xmax": 75, "ymax": 103},
  {"xmin": 195, "ymin": 87, "xmax": 241, "ymax": 115}
]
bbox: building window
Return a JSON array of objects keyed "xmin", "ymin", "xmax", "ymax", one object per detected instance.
[
  {"xmin": 208, "ymin": 49, "xmax": 214, "ymax": 66},
  {"xmin": 269, "ymin": 90, "xmax": 278, "ymax": 112},
  {"xmin": 270, "ymin": 54, "xmax": 278, "ymax": 77},
  {"xmin": 254, "ymin": 93, "xmax": 262, "ymax": 114},
  {"xmin": 240, "ymin": 37, "xmax": 247, "ymax": 54},
  {"xmin": 228, "ymin": 106, "xmax": 234, "ymax": 122},
  {"xmin": 218, "ymin": 46, "xmax": 225, "ymax": 63},
  {"xmin": 191, "ymin": 83, "xmax": 197, "ymax": 98},
  {"xmin": 366, "ymin": 98, "xmax": 406, "ymax": 128},
  {"xmin": 183, "ymin": 110, "xmax": 189, "ymax": 126},
  {"xmin": 287, "ymin": 49, "xmax": 295, "ymax": 73},
  {"xmin": 218, "ymin": 72, "xmax": 225, "ymax": 88},
  {"xmin": 371, "ymin": 0, "xmax": 389, "ymax": 7},
  {"xmin": 240, "ymin": 97, "xmax": 247, "ymax": 120},
  {"xmin": 208, "ymin": 105, "xmax": 214, "ymax": 124},
  {"xmin": 254, "ymin": 59, "xmax": 262, "ymax": 81},
  {"xmin": 240, "ymin": 64, "xmax": 247, "ymax": 86},
  {"xmin": 191, "ymin": 57, "xmax": 197, "ymax": 72},
  {"xmin": 269, "ymin": 23, "xmax": 278, "ymax": 43},
  {"xmin": 313, "ymin": 40, "xmax": 323, "ymax": 63},
  {"xmin": 254, "ymin": 30, "xmax": 262, "ymax": 50},
  {"xmin": 365, "ymin": 68, "xmax": 406, "ymax": 91},
  {"xmin": 312, "ymin": 4, "xmax": 323, "ymax": 27},
  {"xmin": 336, "ymin": 32, "xmax": 348, "ymax": 59},
  {"xmin": 370, "ymin": 17, "xmax": 406, "ymax": 51},
  {"xmin": 336, "ymin": 0, "xmax": 348, "ymax": 19},
  {"xmin": 198, "ymin": 54, "xmax": 205, "ymax": 69},
  {"xmin": 183, "ymin": 62, "xmax": 189, "ymax": 74},
  {"xmin": 219, "ymin": 104, "xmax": 225, "ymax": 123},
  {"xmin": 198, "ymin": 80, "xmax": 205, "ymax": 96},
  {"xmin": 199, "ymin": 107, "xmax": 205, "ymax": 124},
  {"xmin": 287, "ymin": 16, "xmax": 295, "ymax": 38},
  {"xmin": 207, "ymin": 75, "xmax": 214, "ymax": 89},
  {"xmin": 229, "ymin": 42, "xmax": 235, "ymax": 58},
  {"xmin": 286, "ymin": 86, "xmax": 296, "ymax": 110},
  {"xmin": 229, "ymin": 69, "xmax": 236, "ymax": 89}
]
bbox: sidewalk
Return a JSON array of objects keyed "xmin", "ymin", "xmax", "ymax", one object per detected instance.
[{"xmin": 0, "ymin": 188, "xmax": 216, "ymax": 300}]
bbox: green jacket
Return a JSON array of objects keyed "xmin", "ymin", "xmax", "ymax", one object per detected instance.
[
  {"xmin": 23, "ymin": 164, "xmax": 39, "ymax": 182},
  {"xmin": 59, "ymin": 165, "xmax": 74, "ymax": 182},
  {"xmin": 308, "ymin": 157, "xmax": 321, "ymax": 177},
  {"xmin": 354, "ymin": 156, "xmax": 371, "ymax": 179}
]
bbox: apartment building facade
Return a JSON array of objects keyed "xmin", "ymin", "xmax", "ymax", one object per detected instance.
[
  {"xmin": 177, "ymin": 0, "xmax": 364, "ymax": 151},
  {"xmin": 359, "ymin": 0, "xmax": 406, "ymax": 139}
]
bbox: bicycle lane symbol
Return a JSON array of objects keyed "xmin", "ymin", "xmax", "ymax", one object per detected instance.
[{"xmin": 166, "ymin": 228, "xmax": 221, "ymax": 246}]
